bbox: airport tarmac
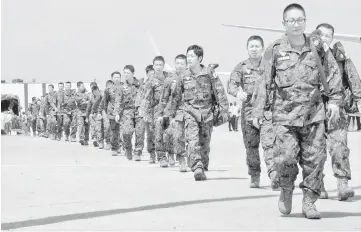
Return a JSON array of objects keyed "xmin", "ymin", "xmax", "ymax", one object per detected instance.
[{"xmin": 1, "ymin": 124, "xmax": 361, "ymax": 231}]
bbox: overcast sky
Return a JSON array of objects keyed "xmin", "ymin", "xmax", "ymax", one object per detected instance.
[{"xmin": 2, "ymin": 0, "xmax": 361, "ymax": 83}]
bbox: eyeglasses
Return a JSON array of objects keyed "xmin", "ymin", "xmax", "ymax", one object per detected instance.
[{"xmin": 284, "ymin": 18, "xmax": 306, "ymax": 26}]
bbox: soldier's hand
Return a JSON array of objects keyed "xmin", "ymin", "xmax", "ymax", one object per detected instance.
[
  {"xmin": 327, "ymin": 104, "xmax": 340, "ymax": 122},
  {"xmin": 85, "ymin": 118, "xmax": 89, "ymax": 123},
  {"xmin": 252, "ymin": 118, "xmax": 260, "ymax": 129},
  {"xmin": 89, "ymin": 113, "xmax": 93, "ymax": 119},
  {"xmin": 236, "ymin": 91, "xmax": 247, "ymax": 102},
  {"xmin": 115, "ymin": 114, "xmax": 120, "ymax": 122}
]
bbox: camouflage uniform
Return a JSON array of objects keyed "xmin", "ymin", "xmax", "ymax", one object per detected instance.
[
  {"xmin": 42, "ymin": 94, "xmax": 51, "ymax": 137},
  {"xmin": 21, "ymin": 114, "xmax": 29, "ymax": 135},
  {"xmin": 28, "ymin": 102, "xmax": 41, "ymax": 135},
  {"xmin": 142, "ymin": 72, "xmax": 169, "ymax": 162},
  {"xmin": 56, "ymin": 90, "xmax": 65, "ymax": 140},
  {"xmin": 99, "ymin": 84, "xmax": 122, "ymax": 152},
  {"xmin": 170, "ymin": 65, "xmax": 229, "ymax": 173},
  {"xmin": 86, "ymin": 93, "xmax": 97, "ymax": 142},
  {"xmin": 26, "ymin": 113, "xmax": 32, "ymax": 135},
  {"xmin": 75, "ymin": 90, "xmax": 92, "ymax": 143},
  {"xmin": 252, "ymin": 35, "xmax": 343, "ymax": 195},
  {"xmin": 324, "ymin": 42, "xmax": 361, "ymax": 181},
  {"xmin": 114, "ymin": 78, "xmax": 141, "ymax": 158},
  {"xmin": 37, "ymin": 98, "xmax": 47, "ymax": 137},
  {"xmin": 160, "ymin": 72, "xmax": 184, "ymax": 160},
  {"xmin": 91, "ymin": 91, "xmax": 104, "ymax": 146},
  {"xmin": 133, "ymin": 78, "xmax": 147, "ymax": 156},
  {"xmin": 61, "ymin": 89, "xmax": 77, "ymax": 140},
  {"xmin": 103, "ymin": 109, "xmax": 110, "ymax": 145},
  {"xmin": 228, "ymin": 58, "xmax": 277, "ymax": 178},
  {"xmin": 44, "ymin": 91, "xmax": 58, "ymax": 139}
]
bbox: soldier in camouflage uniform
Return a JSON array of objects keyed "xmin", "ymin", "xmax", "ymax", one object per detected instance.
[
  {"xmin": 317, "ymin": 23, "xmax": 361, "ymax": 201},
  {"xmin": 44, "ymin": 85, "xmax": 58, "ymax": 140},
  {"xmin": 28, "ymin": 97, "xmax": 41, "ymax": 136},
  {"xmin": 160, "ymin": 54, "xmax": 188, "ymax": 172},
  {"xmin": 142, "ymin": 56, "xmax": 170, "ymax": 167},
  {"xmin": 89, "ymin": 85, "xmax": 105, "ymax": 149},
  {"xmin": 20, "ymin": 111, "xmax": 29, "ymax": 135},
  {"xmin": 170, "ymin": 45, "xmax": 229, "ymax": 181},
  {"xmin": 25, "ymin": 111, "xmax": 32, "ymax": 135},
  {"xmin": 114, "ymin": 65, "xmax": 141, "ymax": 160},
  {"xmin": 89, "ymin": 82, "xmax": 98, "ymax": 144},
  {"xmin": 56, "ymin": 82, "xmax": 65, "ymax": 141},
  {"xmin": 43, "ymin": 93, "xmax": 51, "ymax": 138},
  {"xmin": 133, "ymin": 75, "xmax": 147, "ymax": 161},
  {"xmin": 61, "ymin": 82, "xmax": 77, "ymax": 142},
  {"xmin": 102, "ymin": 80, "xmax": 114, "ymax": 150},
  {"xmin": 138, "ymin": 65, "xmax": 156, "ymax": 163},
  {"xmin": 251, "ymin": 4, "xmax": 343, "ymax": 219},
  {"xmin": 75, "ymin": 81, "xmax": 92, "ymax": 145},
  {"xmin": 228, "ymin": 36, "xmax": 278, "ymax": 189},
  {"xmin": 37, "ymin": 97, "xmax": 46, "ymax": 137},
  {"xmin": 100, "ymin": 72, "xmax": 123, "ymax": 155},
  {"xmin": 86, "ymin": 82, "xmax": 99, "ymax": 147}
]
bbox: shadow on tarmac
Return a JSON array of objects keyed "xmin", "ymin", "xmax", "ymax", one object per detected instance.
[{"xmin": 2, "ymin": 186, "xmax": 361, "ymax": 230}]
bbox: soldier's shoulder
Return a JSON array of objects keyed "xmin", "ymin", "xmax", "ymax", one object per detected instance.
[
  {"xmin": 232, "ymin": 60, "xmax": 248, "ymax": 72},
  {"xmin": 264, "ymin": 39, "xmax": 282, "ymax": 61}
]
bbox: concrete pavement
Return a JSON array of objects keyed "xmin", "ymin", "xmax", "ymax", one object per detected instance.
[{"xmin": 1, "ymin": 125, "xmax": 361, "ymax": 231}]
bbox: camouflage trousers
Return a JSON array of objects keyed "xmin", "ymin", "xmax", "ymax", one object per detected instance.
[
  {"xmin": 183, "ymin": 112, "xmax": 213, "ymax": 172},
  {"xmin": 22, "ymin": 121, "xmax": 30, "ymax": 135},
  {"xmin": 260, "ymin": 113, "xmax": 276, "ymax": 177},
  {"xmin": 145, "ymin": 118, "xmax": 156, "ymax": 155},
  {"xmin": 155, "ymin": 116, "xmax": 168, "ymax": 160},
  {"xmin": 172, "ymin": 119, "xmax": 186, "ymax": 157},
  {"xmin": 109, "ymin": 118, "xmax": 120, "ymax": 151},
  {"xmin": 89, "ymin": 116, "xmax": 96, "ymax": 140},
  {"xmin": 325, "ymin": 108, "xmax": 351, "ymax": 180},
  {"xmin": 31, "ymin": 117, "xmax": 37, "ymax": 135},
  {"xmin": 63, "ymin": 113, "xmax": 77, "ymax": 139},
  {"xmin": 273, "ymin": 122, "xmax": 327, "ymax": 195},
  {"xmin": 241, "ymin": 112, "xmax": 261, "ymax": 177},
  {"xmin": 47, "ymin": 112, "xmax": 57, "ymax": 138},
  {"xmin": 77, "ymin": 115, "xmax": 90, "ymax": 142},
  {"xmin": 163, "ymin": 119, "xmax": 175, "ymax": 154},
  {"xmin": 94, "ymin": 114, "xmax": 104, "ymax": 144},
  {"xmin": 120, "ymin": 110, "xmax": 135, "ymax": 153},
  {"xmin": 43, "ymin": 116, "xmax": 48, "ymax": 137},
  {"xmin": 134, "ymin": 117, "xmax": 146, "ymax": 156},
  {"xmin": 57, "ymin": 114, "xmax": 64, "ymax": 139},
  {"xmin": 36, "ymin": 117, "xmax": 45, "ymax": 136},
  {"xmin": 102, "ymin": 112, "xmax": 110, "ymax": 144},
  {"xmin": 26, "ymin": 118, "xmax": 31, "ymax": 134},
  {"xmin": 119, "ymin": 119, "xmax": 124, "ymax": 149}
]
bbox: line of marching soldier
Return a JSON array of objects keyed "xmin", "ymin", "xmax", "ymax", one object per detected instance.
[{"xmin": 26, "ymin": 45, "xmax": 230, "ymax": 182}]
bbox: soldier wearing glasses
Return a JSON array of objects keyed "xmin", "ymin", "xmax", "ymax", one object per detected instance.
[{"xmin": 252, "ymin": 3, "xmax": 343, "ymax": 219}]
